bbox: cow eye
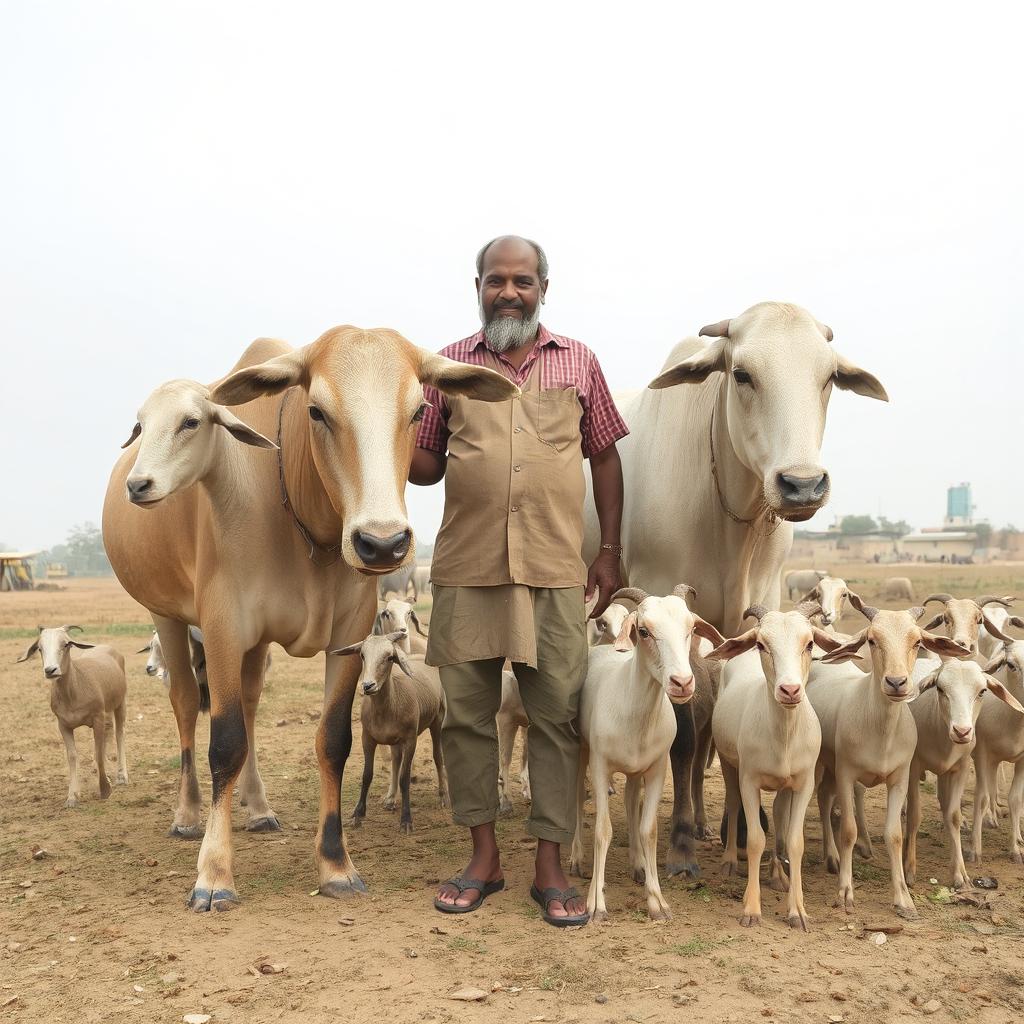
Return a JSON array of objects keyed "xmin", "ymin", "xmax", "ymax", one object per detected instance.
[
  {"xmin": 309, "ymin": 406, "xmax": 325, "ymax": 423},
  {"xmin": 412, "ymin": 402, "xmax": 429, "ymax": 424},
  {"xmin": 732, "ymin": 368, "xmax": 752, "ymax": 385},
  {"xmin": 637, "ymin": 626, "xmax": 651, "ymax": 639},
  {"xmin": 181, "ymin": 417, "xmax": 200, "ymax": 431}
]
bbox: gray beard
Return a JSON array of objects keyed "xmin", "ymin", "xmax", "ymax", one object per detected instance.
[{"xmin": 480, "ymin": 300, "xmax": 541, "ymax": 353}]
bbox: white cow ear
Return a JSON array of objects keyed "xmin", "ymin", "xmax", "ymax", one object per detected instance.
[
  {"xmin": 210, "ymin": 405, "xmax": 278, "ymax": 450},
  {"xmin": 418, "ymin": 351, "xmax": 520, "ymax": 402},
  {"xmin": 212, "ymin": 349, "xmax": 308, "ymax": 406},
  {"xmin": 648, "ymin": 338, "xmax": 727, "ymax": 390},
  {"xmin": 833, "ymin": 352, "xmax": 889, "ymax": 402}
]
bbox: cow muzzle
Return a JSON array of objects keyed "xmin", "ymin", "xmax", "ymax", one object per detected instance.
[
  {"xmin": 775, "ymin": 470, "xmax": 830, "ymax": 520},
  {"xmin": 352, "ymin": 528, "xmax": 412, "ymax": 571}
]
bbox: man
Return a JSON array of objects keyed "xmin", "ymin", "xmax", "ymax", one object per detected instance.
[{"xmin": 410, "ymin": 235, "xmax": 627, "ymax": 926}]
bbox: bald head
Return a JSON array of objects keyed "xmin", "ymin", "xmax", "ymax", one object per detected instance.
[{"xmin": 475, "ymin": 235, "xmax": 548, "ymax": 281}]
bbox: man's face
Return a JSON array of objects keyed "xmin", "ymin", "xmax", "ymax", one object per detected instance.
[{"xmin": 477, "ymin": 239, "xmax": 548, "ymax": 352}]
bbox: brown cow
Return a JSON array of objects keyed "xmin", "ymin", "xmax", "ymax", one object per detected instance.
[{"xmin": 102, "ymin": 329, "xmax": 516, "ymax": 912}]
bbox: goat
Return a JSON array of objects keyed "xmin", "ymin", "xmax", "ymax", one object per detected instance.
[
  {"xmin": 331, "ymin": 632, "xmax": 448, "ymax": 833},
  {"xmin": 969, "ymin": 624, "xmax": 1024, "ymax": 865},
  {"xmin": 569, "ymin": 585, "xmax": 724, "ymax": 922},
  {"xmin": 977, "ymin": 597, "xmax": 1015, "ymax": 661},
  {"xmin": 807, "ymin": 597, "xmax": 961, "ymax": 918},
  {"xmin": 919, "ymin": 593, "xmax": 1014, "ymax": 658},
  {"xmin": 18, "ymin": 625, "xmax": 128, "ymax": 806},
  {"xmin": 587, "ymin": 602, "xmax": 630, "ymax": 647},
  {"xmin": 137, "ymin": 626, "xmax": 212, "ymax": 712},
  {"xmin": 709, "ymin": 606, "xmax": 840, "ymax": 929},
  {"xmin": 904, "ymin": 656, "xmax": 1023, "ymax": 888},
  {"xmin": 373, "ymin": 598, "xmax": 428, "ymax": 656}
]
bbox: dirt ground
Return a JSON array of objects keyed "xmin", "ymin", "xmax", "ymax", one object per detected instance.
[{"xmin": 2, "ymin": 568, "xmax": 1024, "ymax": 1024}]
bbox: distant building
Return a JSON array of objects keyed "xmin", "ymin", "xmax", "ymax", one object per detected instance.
[
  {"xmin": 944, "ymin": 482, "xmax": 973, "ymax": 528},
  {"xmin": 901, "ymin": 531, "xmax": 976, "ymax": 562}
]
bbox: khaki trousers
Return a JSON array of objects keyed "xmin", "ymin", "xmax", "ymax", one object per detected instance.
[{"xmin": 437, "ymin": 588, "xmax": 587, "ymax": 844}]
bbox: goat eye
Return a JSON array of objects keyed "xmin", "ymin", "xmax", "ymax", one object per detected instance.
[
  {"xmin": 868, "ymin": 638, "xmax": 876, "ymax": 648},
  {"xmin": 181, "ymin": 417, "xmax": 200, "ymax": 431},
  {"xmin": 309, "ymin": 406, "xmax": 325, "ymax": 423},
  {"xmin": 732, "ymin": 368, "xmax": 752, "ymax": 386},
  {"xmin": 805, "ymin": 642, "xmax": 814, "ymax": 653},
  {"xmin": 411, "ymin": 402, "xmax": 429, "ymax": 424},
  {"xmin": 756, "ymin": 641, "xmax": 766, "ymax": 652},
  {"xmin": 637, "ymin": 626, "xmax": 651, "ymax": 639}
]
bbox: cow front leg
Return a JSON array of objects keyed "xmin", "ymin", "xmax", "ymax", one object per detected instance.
[
  {"xmin": 316, "ymin": 643, "xmax": 367, "ymax": 897},
  {"xmin": 237, "ymin": 643, "xmax": 280, "ymax": 832},
  {"xmin": 666, "ymin": 703, "xmax": 700, "ymax": 877}
]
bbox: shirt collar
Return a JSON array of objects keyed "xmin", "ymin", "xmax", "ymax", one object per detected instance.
[{"xmin": 470, "ymin": 324, "xmax": 566, "ymax": 352}]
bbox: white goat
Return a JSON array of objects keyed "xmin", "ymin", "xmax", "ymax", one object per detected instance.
[
  {"xmin": 904, "ymin": 656, "xmax": 1023, "ymax": 888},
  {"xmin": 587, "ymin": 602, "xmax": 630, "ymax": 647},
  {"xmin": 331, "ymin": 632, "xmax": 448, "ymax": 833},
  {"xmin": 374, "ymin": 598, "xmax": 428, "ymax": 656},
  {"xmin": 139, "ymin": 629, "xmax": 169, "ymax": 684},
  {"xmin": 919, "ymin": 593, "xmax": 1014, "ymax": 658},
  {"xmin": 970, "ymin": 625, "xmax": 1024, "ymax": 865},
  {"xmin": 709, "ymin": 606, "xmax": 839, "ymax": 930},
  {"xmin": 18, "ymin": 626, "xmax": 129, "ymax": 806},
  {"xmin": 807, "ymin": 598, "xmax": 961, "ymax": 919},
  {"xmin": 570, "ymin": 585, "xmax": 724, "ymax": 922},
  {"xmin": 973, "ymin": 597, "xmax": 1016, "ymax": 661}
]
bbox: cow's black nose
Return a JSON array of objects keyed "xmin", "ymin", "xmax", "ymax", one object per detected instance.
[
  {"xmin": 353, "ymin": 529, "xmax": 412, "ymax": 566},
  {"xmin": 778, "ymin": 472, "xmax": 829, "ymax": 505},
  {"xmin": 127, "ymin": 477, "xmax": 154, "ymax": 500}
]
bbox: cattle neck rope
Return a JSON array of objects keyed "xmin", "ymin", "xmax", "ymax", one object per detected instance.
[
  {"xmin": 277, "ymin": 388, "xmax": 343, "ymax": 566},
  {"xmin": 708, "ymin": 404, "xmax": 780, "ymax": 533}
]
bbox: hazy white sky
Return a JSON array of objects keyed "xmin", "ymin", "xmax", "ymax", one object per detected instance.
[{"xmin": 2, "ymin": 1, "xmax": 1020, "ymax": 551}]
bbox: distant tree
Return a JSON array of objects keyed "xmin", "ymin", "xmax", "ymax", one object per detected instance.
[
  {"xmin": 840, "ymin": 515, "xmax": 878, "ymax": 535},
  {"xmin": 973, "ymin": 523, "xmax": 992, "ymax": 548},
  {"xmin": 37, "ymin": 523, "xmax": 112, "ymax": 577},
  {"xmin": 878, "ymin": 516, "xmax": 912, "ymax": 537}
]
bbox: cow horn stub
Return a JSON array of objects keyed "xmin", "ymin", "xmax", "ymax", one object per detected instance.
[
  {"xmin": 743, "ymin": 604, "xmax": 768, "ymax": 623},
  {"xmin": 698, "ymin": 319, "xmax": 731, "ymax": 338},
  {"xmin": 976, "ymin": 594, "xmax": 1015, "ymax": 609},
  {"xmin": 922, "ymin": 593, "xmax": 953, "ymax": 607},
  {"xmin": 611, "ymin": 587, "xmax": 650, "ymax": 607},
  {"xmin": 673, "ymin": 583, "xmax": 698, "ymax": 603},
  {"xmin": 848, "ymin": 593, "xmax": 878, "ymax": 621}
]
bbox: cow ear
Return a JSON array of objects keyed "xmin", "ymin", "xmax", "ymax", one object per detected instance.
[
  {"xmin": 418, "ymin": 351, "xmax": 520, "ymax": 402},
  {"xmin": 210, "ymin": 405, "xmax": 278, "ymax": 449},
  {"xmin": 212, "ymin": 349, "xmax": 308, "ymax": 406},
  {"xmin": 812, "ymin": 629, "xmax": 842, "ymax": 653},
  {"xmin": 833, "ymin": 352, "xmax": 889, "ymax": 401},
  {"xmin": 648, "ymin": 338, "xmax": 728, "ymax": 389},
  {"xmin": 706, "ymin": 628, "xmax": 759, "ymax": 661},
  {"xmin": 693, "ymin": 617, "xmax": 726, "ymax": 648},
  {"xmin": 613, "ymin": 612, "xmax": 638, "ymax": 652},
  {"xmin": 985, "ymin": 676, "xmax": 1024, "ymax": 713}
]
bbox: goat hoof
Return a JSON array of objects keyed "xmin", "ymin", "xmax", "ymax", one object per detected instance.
[
  {"xmin": 825, "ymin": 856, "xmax": 839, "ymax": 875},
  {"xmin": 964, "ymin": 850, "xmax": 978, "ymax": 863},
  {"xmin": 739, "ymin": 912, "xmax": 761, "ymax": 928},
  {"xmin": 719, "ymin": 861, "xmax": 738, "ymax": 877},
  {"xmin": 99, "ymin": 785, "xmax": 112, "ymax": 800},
  {"xmin": 64, "ymin": 797, "xmax": 80, "ymax": 809},
  {"xmin": 904, "ymin": 867, "xmax": 916, "ymax": 886},
  {"xmin": 187, "ymin": 887, "xmax": 240, "ymax": 913},
  {"xmin": 648, "ymin": 905, "xmax": 672, "ymax": 922},
  {"xmin": 348, "ymin": 815, "xmax": 363, "ymax": 829},
  {"xmin": 168, "ymin": 823, "xmax": 204, "ymax": 840},
  {"xmin": 319, "ymin": 875, "xmax": 368, "ymax": 898},
  {"xmin": 786, "ymin": 912, "xmax": 810, "ymax": 931},
  {"xmin": 1012, "ymin": 851, "xmax": 1023, "ymax": 865},
  {"xmin": 895, "ymin": 904, "xmax": 919, "ymax": 921},
  {"xmin": 381, "ymin": 797, "xmax": 397, "ymax": 811},
  {"xmin": 666, "ymin": 860, "xmax": 700, "ymax": 879},
  {"xmin": 246, "ymin": 815, "xmax": 281, "ymax": 833},
  {"xmin": 498, "ymin": 797, "xmax": 514, "ymax": 818},
  {"xmin": 116, "ymin": 773, "xmax": 129, "ymax": 786},
  {"xmin": 855, "ymin": 842, "xmax": 873, "ymax": 860},
  {"xmin": 632, "ymin": 867, "xmax": 646, "ymax": 885},
  {"xmin": 983, "ymin": 815, "xmax": 999, "ymax": 829},
  {"xmin": 591, "ymin": 909, "xmax": 609, "ymax": 924},
  {"xmin": 400, "ymin": 820, "xmax": 413, "ymax": 835},
  {"xmin": 769, "ymin": 875, "xmax": 790, "ymax": 893}
]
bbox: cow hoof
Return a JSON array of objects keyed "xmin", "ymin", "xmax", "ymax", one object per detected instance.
[
  {"xmin": 739, "ymin": 912, "xmax": 761, "ymax": 928},
  {"xmin": 719, "ymin": 861, "xmax": 738, "ymax": 877},
  {"xmin": 64, "ymin": 797, "xmax": 80, "ymax": 809},
  {"xmin": 1012, "ymin": 850, "xmax": 1023, "ymax": 865},
  {"xmin": 895, "ymin": 904, "xmax": 919, "ymax": 921},
  {"xmin": 348, "ymin": 815, "xmax": 363, "ymax": 829},
  {"xmin": 665, "ymin": 860, "xmax": 700, "ymax": 879},
  {"xmin": 825, "ymin": 855, "xmax": 839, "ymax": 875},
  {"xmin": 319, "ymin": 875, "xmax": 368, "ymax": 898},
  {"xmin": 169, "ymin": 823, "xmax": 204, "ymax": 840},
  {"xmin": 400, "ymin": 820, "xmax": 413, "ymax": 835},
  {"xmin": 381, "ymin": 797, "xmax": 397, "ymax": 811},
  {"xmin": 246, "ymin": 815, "xmax": 282, "ymax": 833},
  {"xmin": 632, "ymin": 867, "xmax": 646, "ymax": 885},
  {"xmin": 786, "ymin": 912, "xmax": 810, "ymax": 931},
  {"xmin": 116, "ymin": 773, "xmax": 129, "ymax": 786},
  {"xmin": 187, "ymin": 887, "xmax": 240, "ymax": 913},
  {"xmin": 648, "ymin": 904, "xmax": 671, "ymax": 922},
  {"xmin": 964, "ymin": 849, "xmax": 978, "ymax": 863},
  {"xmin": 855, "ymin": 842, "xmax": 873, "ymax": 860}
]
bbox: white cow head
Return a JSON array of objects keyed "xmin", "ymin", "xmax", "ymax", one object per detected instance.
[{"xmin": 649, "ymin": 302, "xmax": 888, "ymax": 522}]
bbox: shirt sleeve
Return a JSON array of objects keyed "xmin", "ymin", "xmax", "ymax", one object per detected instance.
[
  {"xmin": 580, "ymin": 355, "xmax": 629, "ymax": 458},
  {"xmin": 415, "ymin": 384, "xmax": 451, "ymax": 453}
]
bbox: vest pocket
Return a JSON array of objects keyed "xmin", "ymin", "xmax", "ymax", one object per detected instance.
[{"xmin": 531, "ymin": 388, "xmax": 582, "ymax": 452}]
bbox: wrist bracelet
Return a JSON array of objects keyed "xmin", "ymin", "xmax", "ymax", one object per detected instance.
[{"xmin": 600, "ymin": 543, "xmax": 623, "ymax": 557}]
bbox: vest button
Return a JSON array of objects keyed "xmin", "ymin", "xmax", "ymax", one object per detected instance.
[
  {"xmin": 513, "ymin": 427, "xmax": 522, "ymax": 434},
  {"xmin": 511, "ymin": 505, "xmax": 519, "ymax": 512},
  {"xmin": 513, "ymin": 465, "xmax": 521, "ymax": 472}
]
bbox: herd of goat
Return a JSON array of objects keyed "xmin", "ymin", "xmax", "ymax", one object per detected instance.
[{"xmin": 16, "ymin": 576, "xmax": 1024, "ymax": 930}]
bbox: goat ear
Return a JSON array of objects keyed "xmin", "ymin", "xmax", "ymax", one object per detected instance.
[
  {"xmin": 210, "ymin": 405, "xmax": 278, "ymax": 449},
  {"xmin": 985, "ymin": 675, "xmax": 1024, "ymax": 713},
  {"xmin": 648, "ymin": 338, "xmax": 728, "ymax": 390},
  {"xmin": 329, "ymin": 641, "xmax": 363, "ymax": 657},
  {"xmin": 393, "ymin": 648, "xmax": 416, "ymax": 678},
  {"xmin": 981, "ymin": 612, "xmax": 1013, "ymax": 644},
  {"xmin": 418, "ymin": 351, "xmax": 520, "ymax": 402},
  {"xmin": 67, "ymin": 640, "xmax": 96, "ymax": 650},
  {"xmin": 121, "ymin": 421, "xmax": 142, "ymax": 449},
  {"xmin": 136, "ymin": 642, "xmax": 153, "ymax": 654},
  {"xmin": 410, "ymin": 610, "xmax": 427, "ymax": 636},
  {"xmin": 821, "ymin": 629, "xmax": 869, "ymax": 663},
  {"xmin": 706, "ymin": 628, "xmax": 758, "ymax": 662},
  {"xmin": 372, "ymin": 611, "xmax": 387, "ymax": 636},
  {"xmin": 811, "ymin": 629, "xmax": 842, "ymax": 653},
  {"xmin": 384, "ymin": 630, "xmax": 406, "ymax": 643},
  {"xmin": 212, "ymin": 348, "xmax": 308, "ymax": 406},
  {"xmin": 693, "ymin": 617, "xmax": 726, "ymax": 648},
  {"xmin": 918, "ymin": 668, "xmax": 940, "ymax": 692},
  {"xmin": 1008, "ymin": 615, "xmax": 1024, "ymax": 630},
  {"xmin": 983, "ymin": 650, "xmax": 1008, "ymax": 674},
  {"xmin": 833, "ymin": 352, "xmax": 889, "ymax": 401},
  {"xmin": 921, "ymin": 633, "xmax": 965, "ymax": 658},
  {"xmin": 613, "ymin": 612, "xmax": 638, "ymax": 652},
  {"xmin": 922, "ymin": 613, "xmax": 944, "ymax": 632},
  {"xmin": 16, "ymin": 638, "xmax": 40, "ymax": 663}
]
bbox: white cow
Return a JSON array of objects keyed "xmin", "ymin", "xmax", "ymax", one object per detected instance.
[{"xmin": 583, "ymin": 301, "xmax": 888, "ymax": 876}]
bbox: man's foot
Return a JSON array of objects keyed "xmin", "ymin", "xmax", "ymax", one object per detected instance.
[
  {"xmin": 435, "ymin": 849, "xmax": 503, "ymax": 909},
  {"xmin": 534, "ymin": 839, "xmax": 587, "ymax": 920}
]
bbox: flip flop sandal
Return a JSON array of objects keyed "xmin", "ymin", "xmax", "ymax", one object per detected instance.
[
  {"xmin": 433, "ymin": 875, "xmax": 505, "ymax": 914},
  {"xmin": 530, "ymin": 884, "xmax": 590, "ymax": 927}
]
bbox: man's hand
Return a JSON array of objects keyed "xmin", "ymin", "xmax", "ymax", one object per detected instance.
[{"xmin": 585, "ymin": 549, "xmax": 622, "ymax": 618}]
